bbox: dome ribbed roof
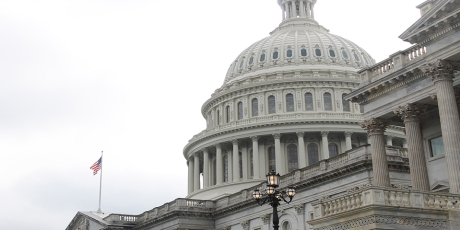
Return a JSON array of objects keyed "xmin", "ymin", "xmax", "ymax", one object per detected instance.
[{"xmin": 223, "ymin": 3, "xmax": 375, "ymax": 86}]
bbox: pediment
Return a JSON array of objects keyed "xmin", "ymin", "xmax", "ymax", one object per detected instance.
[
  {"xmin": 399, "ymin": 0, "xmax": 460, "ymax": 44},
  {"xmin": 431, "ymin": 180, "xmax": 450, "ymax": 192}
]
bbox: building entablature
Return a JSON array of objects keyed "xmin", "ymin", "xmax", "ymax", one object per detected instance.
[{"xmin": 400, "ymin": 0, "xmax": 460, "ymax": 44}]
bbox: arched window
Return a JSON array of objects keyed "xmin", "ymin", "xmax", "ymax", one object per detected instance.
[
  {"xmin": 308, "ymin": 144, "xmax": 319, "ymax": 166},
  {"xmin": 268, "ymin": 95, "xmax": 276, "ymax": 114},
  {"xmin": 268, "ymin": 146, "xmax": 276, "ymax": 172},
  {"xmin": 287, "ymin": 50, "xmax": 293, "ymax": 58},
  {"xmin": 249, "ymin": 56, "xmax": 254, "ymax": 65},
  {"xmin": 305, "ymin": 93, "xmax": 313, "ymax": 111},
  {"xmin": 287, "ymin": 144, "xmax": 298, "ymax": 172},
  {"xmin": 286, "ymin": 94, "xmax": 294, "ymax": 112},
  {"xmin": 329, "ymin": 49, "xmax": 336, "ymax": 57},
  {"xmin": 239, "ymin": 60, "xmax": 244, "ymax": 68},
  {"xmin": 342, "ymin": 94, "xmax": 350, "ymax": 112},
  {"xmin": 252, "ymin": 98, "xmax": 259, "ymax": 117},
  {"xmin": 342, "ymin": 50, "xmax": 349, "ymax": 60},
  {"xmin": 217, "ymin": 110, "xmax": 220, "ymax": 125},
  {"xmin": 273, "ymin": 51, "xmax": 279, "ymax": 59},
  {"xmin": 324, "ymin": 93, "xmax": 332, "ymax": 111},
  {"xmin": 223, "ymin": 155, "xmax": 228, "ymax": 182},
  {"xmin": 226, "ymin": 106, "xmax": 231, "ymax": 123},
  {"xmin": 315, "ymin": 48, "xmax": 322, "ymax": 57},
  {"xmin": 301, "ymin": 49, "xmax": 308, "ymax": 57},
  {"xmin": 353, "ymin": 53, "xmax": 360, "ymax": 62},
  {"xmin": 237, "ymin": 102, "xmax": 243, "ymax": 120},
  {"xmin": 260, "ymin": 53, "xmax": 266, "ymax": 62},
  {"xmin": 250, "ymin": 149, "xmax": 254, "ymax": 178},
  {"xmin": 329, "ymin": 143, "xmax": 338, "ymax": 158},
  {"xmin": 239, "ymin": 151, "xmax": 243, "ymax": 179}
]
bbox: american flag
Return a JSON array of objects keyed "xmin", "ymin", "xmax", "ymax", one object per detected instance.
[{"xmin": 90, "ymin": 157, "xmax": 102, "ymax": 175}]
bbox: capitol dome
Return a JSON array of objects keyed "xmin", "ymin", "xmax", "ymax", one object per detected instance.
[{"xmin": 184, "ymin": 0, "xmax": 405, "ymax": 200}]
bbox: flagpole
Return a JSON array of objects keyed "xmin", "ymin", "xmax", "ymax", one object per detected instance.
[{"xmin": 97, "ymin": 151, "xmax": 103, "ymax": 213}]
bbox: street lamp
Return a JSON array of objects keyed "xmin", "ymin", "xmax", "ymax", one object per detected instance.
[{"xmin": 252, "ymin": 170, "xmax": 296, "ymax": 230}]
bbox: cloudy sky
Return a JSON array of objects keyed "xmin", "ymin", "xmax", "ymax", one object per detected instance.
[{"xmin": 0, "ymin": 0, "xmax": 423, "ymax": 229}]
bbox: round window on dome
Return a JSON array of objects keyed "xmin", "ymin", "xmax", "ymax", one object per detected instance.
[
  {"xmin": 329, "ymin": 50, "xmax": 336, "ymax": 57},
  {"xmin": 315, "ymin": 49, "xmax": 322, "ymax": 57},
  {"xmin": 342, "ymin": 51, "xmax": 349, "ymax": 60},
  {"xmin": 287, "ymin": 50, "xmax": 293, "ymax": 58},
  {"xmin": 249, "ymin": 56, "xmax": 254, "ymax": 65},
  {"xmin": 260, "ymin": 54, "xmax": 266, "ymax": 62},
  {"xmin": 353, "ymin": 53, "xmax": 360, "ymax": 62},
  {"xmin": 273, "ymin": 51, "xmax": 279, "ymax": 60},
  {"xmin": 301, "ymin": 49, "xmax": 308, "ymax": 57}
]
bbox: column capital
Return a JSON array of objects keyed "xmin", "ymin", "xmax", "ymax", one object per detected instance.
[
  {"xmin": 422, "ymin": 59, "xmax": 460, "ymax": 83},
  {"xmin": 215, "ymin": 143, "xmax": 222, "ymax": 149},
  {"xmin": 345, "ymin": 132, "xmax": 353, "ymax": 137},
  {"xmin": 250, "ymin": 136, "xmax": 259, "ymax": 142},
  {"xmin": 394, "ymin": 103, "xmax": 428, "ymax": 122},
  {"xmin": 273, "ymin": 133, "xmax": 282, "ymax": 139},
  {"xmin": 202, "ymin": 147, "xmax": 209, "ymax": 153},
  {"xmin": 386, "ymin": 135, "xmax": 394, "ymax": 141},
  {"xmin": 361, "ymin": 118, "xmax": 389, "ymax": 135},
  {"xmin": 321, "ymin": 131, "xmax": 329, "ymax": 137},
  {"xmin": 296, "ymin": 132, "xmax": 305, "ymax": 138},
  {"xmin": 231, "ymin": 139, "xmax": 239, "ymax": 145}
]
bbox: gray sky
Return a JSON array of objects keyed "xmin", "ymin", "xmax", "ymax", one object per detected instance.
[{"xmin": 0, "ymin": 0, "xmax": 423, "ymax": 229}]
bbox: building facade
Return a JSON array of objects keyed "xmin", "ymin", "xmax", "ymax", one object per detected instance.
[{"xmin": 66, "ymin": 0, "xmax": 460, "ymax": 229}]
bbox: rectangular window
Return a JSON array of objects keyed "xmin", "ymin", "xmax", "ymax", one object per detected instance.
[{"xmin": 430, "ymin": 136, "xmax": 445, "ymax": 157}]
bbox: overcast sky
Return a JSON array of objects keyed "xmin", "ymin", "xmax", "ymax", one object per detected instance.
[{"xmin": 0, "ymin": 0, "xmax": 423, "ymax": 229}]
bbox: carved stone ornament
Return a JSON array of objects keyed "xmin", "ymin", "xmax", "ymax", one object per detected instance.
[
  {"xmin": 422, "ymin": 59, "xmax": 459, "ymax": 82},
  {"xmin": 345, "ymin": 132, "xmax": 353, "ymax": 138},
  {"xmin": 218, "ymin": 226, "xmax": 231, "ymax": 230},
  {"xmin": 215, "ymin": 143, "xmax": 222, "ymax": 149},
  {"xmin": 360, "ymin": 118, "xmax": 389, "ymax": 135},
  {"xmin": 250, "ymin": 136, "xmax": 259, "ymax": 142},
  {"xmin": 273, "ymin": 133, "xmax": 282, "ymax": 139},
  {"xmin": 240, "ymin": 220, "xmax": 249, "ymax": 230},
  {"xmin": 294, "ymin": 203, "xmax": 305, "ymax": 214},
  {"xmin": 393, "ymin": 103, "xmax": 428, "ymax": 122},
  {"xmin": 320, "ymin": 131, "xmax": 329, "ymax": 137},
  {"xmin": 260, "ymin": 213, "xmax": 271, "ymax": 224},
  {"xmin": 315, "ymin": 215, "xmax": 446, "ymax": 230},
  {"xmin": 76, "ymin": 218, "xmax": 89, "ymax": 230},
  {"xmin": 296, "ymin": 132, "xmax": 305, "ymax": 138},
  {"xmin": 232, "ymin": 139, "xmax": 239, "ymax": 145}
]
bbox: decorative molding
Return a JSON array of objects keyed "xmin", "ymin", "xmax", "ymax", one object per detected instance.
[
  {"xmin": 294, "ymin": 203, "xmax": 305, "ymax": 215},
  {"xmin": 240, "ymin": 220, "xmax": 249, "ymax": 230},
  {"xmin": 344, "ymin": 132, "xmax": 353, "ymax": 138},
  {"xmin": 320, "ymin": 131, "xmax": 329, "ymax": 137},
  {"xmin": 250, "ymin": 136, "xmax": 259, "ymax": 142},
  {"xmin": 273, "ymin": 133, "xmax": 282, "ymax": 139},
  {"xmin": 260, "ymin": 213, "xmax": 271, "ymax": 224},
  {"xmin": 422, "ymin": 59, "xmax": 460, "ymax": 83},
  {"xmin": 296, "ymin": 132, "xmax": 305, "ymax": 138},
  {"xmin": 313, "ymin": 215, "xmax": 447, "ymax": 230}
]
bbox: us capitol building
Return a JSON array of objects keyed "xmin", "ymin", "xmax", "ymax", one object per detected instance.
[{"xmin": 67, "ymin": 0, "xmax": 460, "ymax": 229}]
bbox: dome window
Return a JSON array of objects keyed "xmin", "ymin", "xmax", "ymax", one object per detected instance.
[
  {"xmin": 260, "ymin": 53, "xmax": 266, "ymax": 62},
  {"xmin": 329, "ymin": 49, "xmax": 336, "ymax": 57},
  {"xmin": 353, "ymin": 53, "xmax": 360, "ymax": 62},
  {"xmin": 286, "ymin": 94, "xmax": 294, "ymax": 112},
  {"xmin": 315, "ymin": 48, "xmax": 322, "ymax": 57},
  {"xmin": 324, "ymin": 93, "xmax": 332, "ymax": 111},
  {"xmin": 268, "ymin": 95, "xmax": 276, "ymax": 114},
  {"xmin": 305, "ymin": 93, "xmax": 313, "ymax": 111},
  {"xmin": 249, "ymin": 56, "xmax": 254, "ymax": 65},
  {"xmin": 273, "ymin": 51, "xmax": 279, "ymax": 59},
  {"xmin": 342, "ymin": 51, "xmax": 349, "ymax": 60},
  {"xmin": 239, "ymin": 60, "xmax": 244, "ymax": 69},
  {"xmin": 301, "ymin": 49, "xmax": 308, "ymax": 57},
  {"xmin": 287, "ymin": 49, "xmax": 293, "ymax": 58}
]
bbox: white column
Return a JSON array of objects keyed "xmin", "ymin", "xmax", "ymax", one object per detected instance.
[
  {"xmin": 281, "ymin": 4, "xmax": 285, "ymax": 20},
  {"xmin": 273, "ymin": 134, "xmax": 283, "ymax": 174},
  {"xmin": 311, "ymin": 3, "xmax": 314, "ymax": 19},
  {"xmin": 251, "ymin": 136, "xmax": 260, "ymax": 179},
  {"xmin": 203, "ymin": 148, "xmax": 209, "ymax": 188},
  {"xmin": 362, "ymin": 118, "xmax": 391, "ymax": 187},
  {"xmin": 193, "ymin": 153, "xmax": 200, "ymax": 191},
  {"xmin": 321, "ymin": 131, "xmax": 329, "ymax": 159},
  {"xmin": 424, "ymin": 60, "xmax": 460, "ymax": 194},
  {"xmin": 216, "ymin": 144, "xmax": 223, "ymax": 185},
  {"xmin": 232, "ymin": 140, "xmax": 239, "ymax": 182},
  {"xmin": 297, "ymin": 132, "xmax": 307, "ymax": 168},
  {"xmin": 345, "ymin": 132, "xmax": 353, "ymax": 151},
  {"xmin": 291, "ymin": 1, "xmax": 296, "ymax": 18},
  {"xmin": 227, "ymin": 149, "xmax": 233, "ymax": 183},
  {"xmin": 188, "ymin": 159, "xmax": 194, "ymax": 194},
  {"xmin": 306, "ymin": 1, "xmax": 311, "ymax": 18},
  {"xmin": 299, "ymin": 1, "xmax": 305, "ymax": 18},
  {"xmin": 386, "ymin": 136, "xmax": 393, "ymax": 146},
  {"xmin": 242, "ymin": 143, "xmax": 248, "ymax": 180},
  {"xmin": 259, "ymin": 139, "xmax": 266, "ymax": 176},
  {"xmin": 284, "ymin": 2, "xmax": 290, "ymax": 19},
  {"xmin": 403, "ymin": 139, "xmax": 408, "ymax": 148}
]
